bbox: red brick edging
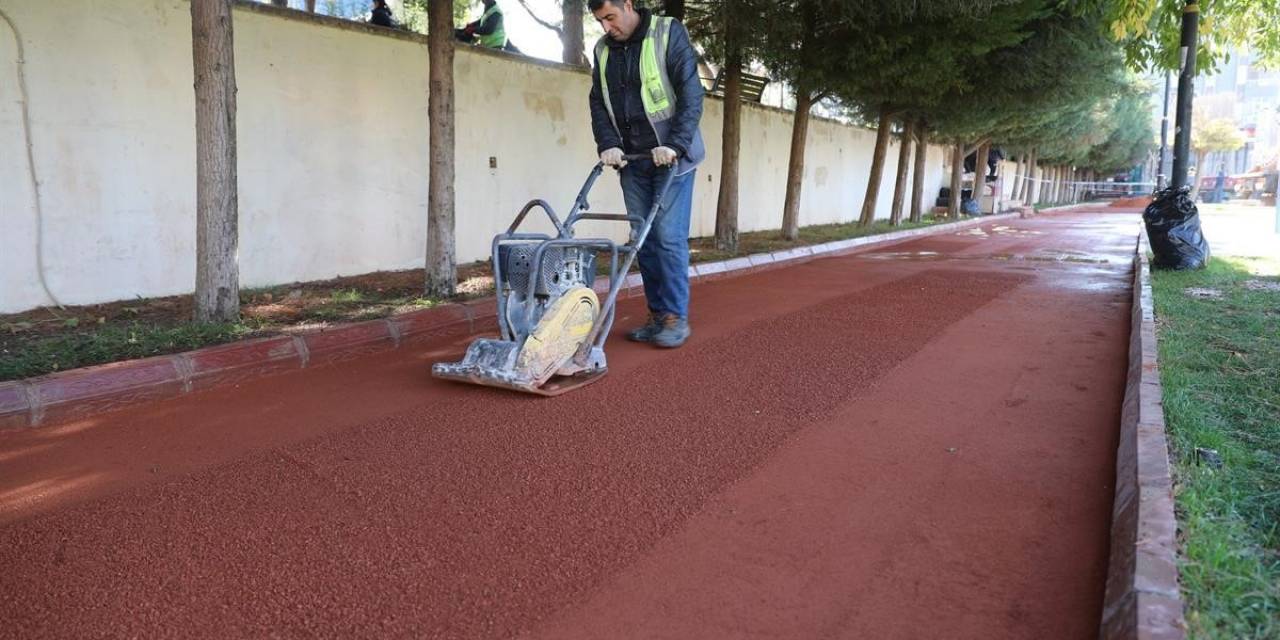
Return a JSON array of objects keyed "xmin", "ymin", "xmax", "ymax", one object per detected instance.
[
  {"xmin": 1098, "ymin": 227, "xmax": 1187, "ymax": 639},
  {"xmin": 0, "ymin": 213, "xmax": 1017, "ymax": 430}
]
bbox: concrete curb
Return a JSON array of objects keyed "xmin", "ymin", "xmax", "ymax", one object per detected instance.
[
  {"xmin": 0, "ymin": 213, "xmax": 1014, "ymax": 430},
  {"xmin": 1098, "ymin": 226, "xmax": 1187, "ymax": 639},
  {"xmin": 1036, "ymin": 202, "xmax": 1100, "ymax": 214}
]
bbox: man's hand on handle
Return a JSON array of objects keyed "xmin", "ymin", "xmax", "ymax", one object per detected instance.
[
  {"xmin": 600, "ymin": 147, "xmax": 627, "ymax": 168},
  {"xmin": 601, "ymin": 148, "xmax": 678, "ymax": 169},
  {"xmin": 652, "ymin": 146, "xmax": 678, "ymax": 167}
]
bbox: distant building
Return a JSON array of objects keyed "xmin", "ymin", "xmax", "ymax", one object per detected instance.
[
  {"xmin": 1194, "ymin": 48, "xmax": 1280, "ymax": 174},
  {"xmin": 1149, "ymin": 48, "xmax": 1280, "ymax": 186}
]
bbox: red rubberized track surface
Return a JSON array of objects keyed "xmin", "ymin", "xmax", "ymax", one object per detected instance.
[{"xmin": 0, "ymin": 210, "xmax": 1138, "ymax": 639}]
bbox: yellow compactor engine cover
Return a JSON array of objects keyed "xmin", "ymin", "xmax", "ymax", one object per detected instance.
[{"xmin": 515, "ymin": 287, "xmax": 599, "ymax": 385}]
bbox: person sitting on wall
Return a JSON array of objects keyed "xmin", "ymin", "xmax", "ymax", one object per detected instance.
[
  {"xmin": 369, "ymin": 0, "xmax": 396, "ymax": 28},
  {"xmin": 454, "ymin": 0, "xmax": 507, "ymax": 49}
]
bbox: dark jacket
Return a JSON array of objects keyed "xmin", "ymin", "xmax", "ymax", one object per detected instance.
[
  {"xmin": 370, "ymin": 6, "xmax": 395, "ymax": 28},
  {"xmin": 589, "ymin": 9, "xmax": 705, "ymax": 174}
]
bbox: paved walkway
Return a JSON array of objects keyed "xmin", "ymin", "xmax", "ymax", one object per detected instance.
[
  {"xmin": 0, "ymin": 209, "xmax": 1140, "ymax": 639},
  {"xmin": 1197, "ymin": 201, "xmax": 1280, "ymax": 262}
]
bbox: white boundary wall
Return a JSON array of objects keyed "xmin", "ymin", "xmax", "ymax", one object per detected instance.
[{"xmin": 0, "ymin": 0, "xmax": 948, "ymax": 313}]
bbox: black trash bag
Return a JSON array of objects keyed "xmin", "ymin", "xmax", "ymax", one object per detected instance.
[{"xmin": 1143, "ymin": 186, "xmax": 1210, "ymax": 270}]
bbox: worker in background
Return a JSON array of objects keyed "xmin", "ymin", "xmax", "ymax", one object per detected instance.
[
  {"xmin": 369, "ymin": 0, "xmax": 396, "ymax": 28},
  {"xmin": 588, "ymin": 0, "xmax": 705, "ymax": 349},
  {"xmin": 454, "ymin": 0, "xmax": 507, "ymax": 49}
]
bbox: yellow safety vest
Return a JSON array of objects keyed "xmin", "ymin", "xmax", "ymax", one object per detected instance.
[
  {"xmin": 478, "ymin": 4, "xmax": 505, "ymax": 49},
  {"xmin": 594, "ymin": 15, "xmax": 677, "ymax": 130}
]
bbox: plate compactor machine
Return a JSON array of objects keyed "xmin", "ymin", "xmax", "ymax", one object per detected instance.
[{"xmin": 433, "ymin": 155, "xmax": 674, "ymax": 396}]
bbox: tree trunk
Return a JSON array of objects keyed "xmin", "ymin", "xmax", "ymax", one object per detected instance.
[
  {"xmin": 425, "ymin": 0, "xmax": 457, "ymax": 297},
  {"xmin": 890, "ymin": 119, "xmax": 914, "ymax": 226},
  {"xmin": 191, "ymin": 0, "xmax": 240, "ymax": 323},
  {"xmin": 1010, "ymin": 153, "xmax": 1025, "ymax": 203},
  {"xmin": 1025, "ymin": 163, "xmax": 1036, "ymax": 205},
  {"xmin": 948, "ymin": 143, "xmax": 964, "ymax": 217},
  {"xmin": 269, "ymin": 0, "xmax": 287, "ymax": 6},
  {"xmin": 972, "ymin": 141, "xmax": 990, "ymax": 215},
  {"xmin": 781, "ymin": 90, "xmax": 813, "ymax": 240},
  {"xmin": 1034, "ymin": 162, "xmax": 1045, "ymax": 205},
  {"xmin": 562, "ymin": 0, "xmax": 586, "ymax": 65},
  {"xmin": 306, "ymin": 0, "xmax": 316, "ymax": 12},
  {"xmin": 663, "ymin": 0, "xmax": 686, "ymax": 20},
  {"xmin": 858, "ymin": 106, "xmax": 894, "ymax": 226},
  {"xmin": 1022, "ymin": 147, "xmax": 1037, "ymax": 205},
  {"xmin": 715, "ymin": 40, "xmax": 743, "ymax": 253},
  {"xmin": 909, "ymin": 120, "xmax": 928, "ymax": 223}
]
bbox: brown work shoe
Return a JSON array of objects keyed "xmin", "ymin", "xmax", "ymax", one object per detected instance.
[
  {"xmin": 626, "ymin": 313, "xmax": 664, "ymax": 343},
  {"xmin": 653, "ymin": 314, "xmax": 690, "ymax": 349}
]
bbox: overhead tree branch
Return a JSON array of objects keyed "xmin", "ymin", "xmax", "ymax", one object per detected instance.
[
  {"xmin": 513, "ymin": 0, "xmax": 564, "ymax": 36},
  {"xmin": 964, "ymin": 138, "xmax": 991, "ymax": 156}
]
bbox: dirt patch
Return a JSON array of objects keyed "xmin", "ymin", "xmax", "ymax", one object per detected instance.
[
  {"xmin": 1111, "ymin": 196, "xmax": 1152, "ymax": 208},
  {"xmin": 1243, "ymin": 279, "xmax": 1280, "ymax": 292},
  {"xmin": 1184, "ymin": 287, "xmax": 1224, "ymax": 299}
]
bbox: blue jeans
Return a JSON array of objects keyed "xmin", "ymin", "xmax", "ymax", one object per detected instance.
[{"xmin": 619, "ymin": 161, "xmax": 696, "ymax": 319}]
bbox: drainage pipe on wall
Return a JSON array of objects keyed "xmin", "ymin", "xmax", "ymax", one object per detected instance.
[{"xmin": 1, "ymin": 8, "xmax": 63, "ymax": 309}]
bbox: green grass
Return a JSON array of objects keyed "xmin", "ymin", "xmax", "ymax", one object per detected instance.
[
  {"xmin": 1, "ymin": 292, "xmax": 446, "ymax": 382},
  {"xmin": 0, "ymin": 321, "xmax": 260, "ymax": 381},
  {"xmin": 688, "ymin": 217, "xmax": 943, "ymax": 263},
  {"xmin": 1151, "ymin": 256, "xmax": 1280, "ymax": 638},
  {"xmin": 304, "ymin": 288, "xmax": 435, "ymax": 321}
]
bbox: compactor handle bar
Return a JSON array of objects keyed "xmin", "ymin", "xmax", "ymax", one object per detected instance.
[{"xmin": 495, "ymin": 156, "xmax": 676, "ymax": 350}]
